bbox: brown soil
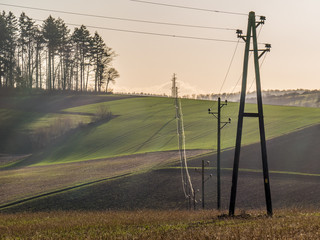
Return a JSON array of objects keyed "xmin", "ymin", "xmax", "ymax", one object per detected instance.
[
  {"xmin": 0, "ymin": 149, "xmax": 209, "ymax": 206},
  {"xmin": 3, "ymin": 124, "xmax": 319, "ymax": 212},
  {"xmin": 1, "ymin": 124, "xmax": 319, "ymax": 212}
]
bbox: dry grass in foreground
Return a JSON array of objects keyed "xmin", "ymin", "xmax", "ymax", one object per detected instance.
[{"xmin": 0, "ymin": 209, "xmax": 319, "ymax": 239}]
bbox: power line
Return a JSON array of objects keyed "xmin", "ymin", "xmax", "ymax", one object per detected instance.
[
  {"xmin": 130, "ymin": 0, "xmax": 248, "ymax": 16},
  {"xmin": 0, "ymin": 2, "xmax": 237, "ymax": 31},
  {"xmin": 31, "ymin": 19, "xmax": 239, "ymax": 43},
  {"xmin": 226, "ymin": 24, "xmax": 265, "ymax": 98},
  {"xmin": 248, "ymin": 52, "xmax": 268, "ymax": 92},
  {"xmin": 2, "ymin": 2, "xmax": 268, "ymax": 44},
  {"xmin": 218, "ymin": 39, "xmax": 240, "ymax": 95},
  {"xmin": 208, "ymin": 39, "xmax": 239, "ymax": 111},
  {"xmin": 32, "ymin": 18, "xmax": 269, "ymax": 45}
]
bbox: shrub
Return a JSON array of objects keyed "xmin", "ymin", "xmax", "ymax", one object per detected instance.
[
  {"xmin": 31, "ymin": 117, "xmax": 75, "ymax": 149},
  {"xmin": 92, "ymin": 105, "xmax": 112, "ymax": 122}
]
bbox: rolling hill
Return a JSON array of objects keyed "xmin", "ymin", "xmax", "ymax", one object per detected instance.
[
  {"xmin": 1, "ymin": 92, "xmax": 319, "ymax": 167},
  {"xmin": 0, "ymin": 91, "xmax": 319, "ymax": 211},
  {"xmin": 1, "ymin": 124, "xmax": 319, "ymax": 212}
]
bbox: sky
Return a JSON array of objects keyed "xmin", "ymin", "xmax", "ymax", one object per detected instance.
[{"xmin": 1, "ymin": 0, "xmax": 320, "ymax": 95}]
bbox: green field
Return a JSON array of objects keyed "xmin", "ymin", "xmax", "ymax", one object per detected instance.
[
  {"xmin": 1, "ymin": 95, "xmax": 320, "ymax": 166},
  {"xmin": 33, "ymin": 97, "xmax": 320, "ymax": 164},
  {"xmin": 1, "ymin": 94, "xmax": 320, "ymax": 228}
]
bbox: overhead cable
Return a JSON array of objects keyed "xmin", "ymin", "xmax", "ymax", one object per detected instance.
[
  {"xmin": 248, "ymin": 52, "xmax": 268, "ymax": 92},
  {"xmin": 32, "ymin": 19, "xmax": 239, "ymax": 43},
  {"xmin": 2, "ymin": 3, "xmax": 268, "ymax": 44},
  {"xmin": 0, "ymin": 2, "xmax": 236, "ymax": 31},
  {"xmin": 218, "ymin": 39, "xmax": 240, "ymax": 95},
  {"xmin": 226, "ymin": 24, "xmax": 265, "ymax": 97},
  {"xmin": 130, "ymin": 0, "xmax": 248, "ymax": 16}
]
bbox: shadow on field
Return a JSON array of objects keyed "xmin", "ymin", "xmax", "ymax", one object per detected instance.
[
  {"xmin": 1, "ymin": 124, "xmax": 320, "ymax": 213},
  {"xmin": 0, "ymin": 92, "xmax": 137, "ymax": 154},
  {"xmin": 0, "ymin": 92, "xmax": 135, "ymax": 113},
  {"xmin": 2, "ymin": 115, "xmax": 118, "ymax": 169}
]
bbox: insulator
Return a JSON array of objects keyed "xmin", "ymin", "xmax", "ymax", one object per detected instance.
[
  {"xmin": 265, "ymin": 44, "xmax": 271, "ymax": 49},
  {"xmin": 236, "ymin": 29, "xmax": 243, "ymax": 38},
  {"xmin": 260, "ymin": 16, "xmax": 266, "ymax": 21}
]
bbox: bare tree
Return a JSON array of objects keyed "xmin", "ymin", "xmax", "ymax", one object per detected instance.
[{"xmin": 105, "ymin": 67, "xmax": 119, "ymax": 93}]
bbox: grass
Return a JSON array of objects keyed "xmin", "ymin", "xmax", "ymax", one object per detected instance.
[
  {"xmin": 1, "ymin": 94, "xmax": 319, "ymax": 208},
  {"xmin": 31, "ymin": 97, "xmax": 320, "ymax": 165},
  {"xmin": 0, "ymin": 108, "xmax": 91, "ymax": 154},
  {"xmin": 0, "ymin": 209, "xmax": 319, "ymax": 239},
  {"xmin": 1, "ymin": 94, "xmax": 319, "ymax": 165},
  {"xmin": 0, "ymin": 108, "xmax": 91, "ymax": 132}
]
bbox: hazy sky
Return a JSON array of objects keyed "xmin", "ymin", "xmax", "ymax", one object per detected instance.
[{"xmin": 1, "ymin": 0, "xmax": 320, "ymax": 95}]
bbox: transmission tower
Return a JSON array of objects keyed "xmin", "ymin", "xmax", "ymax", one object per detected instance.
[{"xmin": 229, "ymin": 12, "xmax": 272, "ymax": 216}]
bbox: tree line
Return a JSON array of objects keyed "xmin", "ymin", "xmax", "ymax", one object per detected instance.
[{"xmin": 0, "ymin": 11, "xmax": 119, "ymax": 92}]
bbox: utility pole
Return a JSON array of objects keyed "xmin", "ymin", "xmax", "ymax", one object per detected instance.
[
  {"xmin": 174, "ymin": 74, "xmax": 194, "ymax": 211},
  {"xmin": 229, "ymin": 12, "xmax": 272, "ymax": 217},
  {"xmin": 209, "ymin": 97, "xmax": 231, "ymax": 210},
  {"xmin": 193, "ymin": 188, "xmax": 196, "ymax": 210},
  {"xmin": 172, "ymin": 73, "xmax": 177, "ymax": 98},
  {"xmin": 195, "ymin": 160, "xmax": 211, "ymax": 210},
  {"xmin": 202, "ymin": 160, "xmax": 205, "ymax": 209}
]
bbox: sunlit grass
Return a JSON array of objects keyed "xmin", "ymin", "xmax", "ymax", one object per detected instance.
[
  {"xmin": 39, "ymin": 97, "xmax": 320, "ymax": 164},
  {"xmin": 0, "ymin": 209, "xmax": 319, "ymax": 239},
  {"xmin": 2, "ymin": 95, "xmax": 319, "ymax": 165}
]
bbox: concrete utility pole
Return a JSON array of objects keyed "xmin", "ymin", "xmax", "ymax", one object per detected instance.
[
  {"xmin": 229, "ymin": 11, "xmax": 272, "ymax": 217},
  {"xmin": 209, "ymin": 97, "xmax": 231, "ymax": 210}
]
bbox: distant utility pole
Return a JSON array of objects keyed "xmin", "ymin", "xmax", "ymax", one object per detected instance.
[
  {"xmin": 202, "ymin": 160, "xmax": 205, "ymax": 209},
  {"xmin": 209, "ymin": 97, "xmax": 231, "ymax": 210},
  {"xmin": 174, "ymin": 74, "xmax": 194, "ymax": 211},
  {"xmin": 193, "ymin": 188, "xmax": 196, "ymax": 210},
  {"xmin": 229, "ymin": 12, "xmax": 272, "ymax": 217},
  {"xmin": 201, "ymin": 160, "xmax": 212, "ymax": 209},
  {"xmin": 172, "ymin": 73, "xmax": 177, "ymax": 98},
  {"xmin": 195, "ymin": 160, "xmax": 212, "ymax": 209}
]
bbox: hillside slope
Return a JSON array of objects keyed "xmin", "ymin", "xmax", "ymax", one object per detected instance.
[
  {"xmin": 1, "ymin": 93, "xmax": 319, "ymax": 166},
  {"xmin": 0, "ymin": 93, "xmax": 133, "ymax": 154},
  {"xmin": 2, "ymin": 124, "xmax": 319, "ymax": 212},
  {"xmin": 188, "ymin": 124, "xmax": 320, "ymax": 173}
]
